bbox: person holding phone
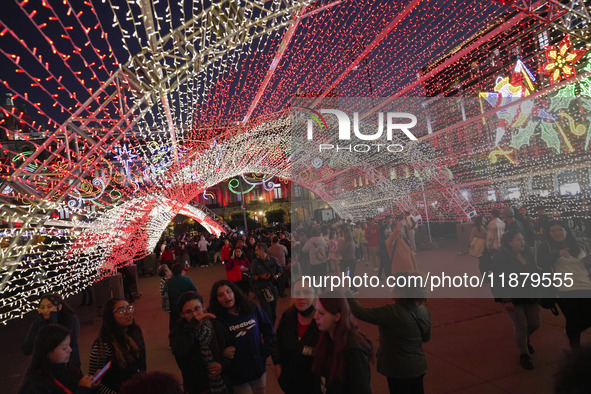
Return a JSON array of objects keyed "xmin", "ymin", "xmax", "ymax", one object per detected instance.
[
  {"xmin": 19, "ymin": 324, "xmax": 97, "ymax": 394},
  {"xmin": 89, "ymin": 298, "xmax": 146, "ymax": 393}
]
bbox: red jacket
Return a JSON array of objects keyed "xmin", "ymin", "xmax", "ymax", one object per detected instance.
[{"xmin": 365, "ymin": 224, "xmax": 379, "ymax": 247}]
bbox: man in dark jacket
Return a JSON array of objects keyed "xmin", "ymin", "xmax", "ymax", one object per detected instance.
[
  {"xmin": 252, "ymin": 243, "xmax": 282, "ymax": 324},
  {"xmin": 164, "ymin": 263, "xmax": 197, "ymax": 333}
]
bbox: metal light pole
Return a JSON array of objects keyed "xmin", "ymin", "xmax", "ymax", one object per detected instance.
[
  {"xmin": 239, "ymin": 177, "xmax": 248, "ymax": 233},
  {"xmin": 421, "ymin": 179, "xmax": 432, "ymax": 243}
]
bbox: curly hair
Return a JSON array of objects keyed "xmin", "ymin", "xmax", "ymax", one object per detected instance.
[
  {"xmin": 208, "ymin": 280, "xmax": 255, "ymax": 316},
  {"xmin": 177, "ymin": 291, "xmax": 204, "ymax": 313}
]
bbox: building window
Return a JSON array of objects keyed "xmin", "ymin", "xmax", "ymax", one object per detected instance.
[
  {"xmin": 251, "ymin": 187, "xmax": 261, "ymax": 200},
  {"xmin": 538, "ymin": 31, "xmax": 549, "ymax": 49},
  {"xmin": 560, "ymin": 183, "xmax": 581, "ymax": 195},
  {"xmin": 506, "ymin": 186, "xmax": 521, "ymax": 200},
  {"xmin": 558, "ymin": 171, "xmax": 581, "ymax": 195},
  {"xmin": 294, "ymin": 185, "xmax": 302, "ymax": 198},
  {"xmin": 531, "ymin": 175, "xmax": 548, "ymax": 197},
  {"xmin": 487, "ymin": 189, "xmax": 497, "ymax": 201},
  {"xmin": 273, "ymin": 184, "xmax": 283, "ymax": 199}
]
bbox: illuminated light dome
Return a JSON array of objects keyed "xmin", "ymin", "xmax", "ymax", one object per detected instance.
[{"xmin": 1, "ymin": 0, "xmax": 590, "ymax": 322}]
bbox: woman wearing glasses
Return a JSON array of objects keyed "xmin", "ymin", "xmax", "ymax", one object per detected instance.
[
  {"xmin": 89, "ymin": 298, "xmax": 146, "ymax": 394},
  {"xmin": 170, "ymin": 291, "xmax": 232, "ymax": 394}
]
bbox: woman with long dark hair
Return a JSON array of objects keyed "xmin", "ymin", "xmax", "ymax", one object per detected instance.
[
  {"xmin": 225, "ymin": 247, "xmax": 251, "ymax": 295},
  {"xmin": 347, "ymin": 273, "xmax": 431, "ymax": 394},
  {"xmin": 22, "ymin": 293, "xmax": 81, "ymax": 366},
  {"xmin": 209, "ymin": 280, "xmax": 274, "ymax": 394},
  {"xmin": 89, "ymin": 298, "xmax": 146, "ymax": 393},
  {"xmin": 537, "ymin": 220, "xmax": 591, "ymax": 348},
  {"xmin": 170, "ymin": 291, "xmax": 231, "ymax": 394},
  {"xmin": 19, "ymin": 324, "xmax": 95, "ymax": 393},
  {"xmin": 312, "ymin": 291, "xmax": 372, "ymax": 394},
  {"xmin": 492, "ymin": 229, "xmax": 540, "ymax": 370},
  {"xmin": 272, "ymin": 279, "xmax": 321, "ymax": 394},
  {"xmin": 244, "ymin": 236, "xmax": 258, "ymax": 264}
]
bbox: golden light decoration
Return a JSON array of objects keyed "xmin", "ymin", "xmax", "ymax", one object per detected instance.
[{"xmin": 541, "ymin": 34, "xmax": 586, "ymax": 85}]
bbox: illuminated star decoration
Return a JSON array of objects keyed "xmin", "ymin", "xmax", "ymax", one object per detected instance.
[
  {"xmin": 541, "ymin": 34, "xmax": 586, "ymax": 85},
  {"xmin": 114, "ymin": 144, "xmax": 138, "ymax": 179}
]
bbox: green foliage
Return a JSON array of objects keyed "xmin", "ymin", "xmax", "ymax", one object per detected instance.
[
  {"xmin": 265, "ymin": 209, "xmax": 286, "ymax": 224},
  {"xmin": 228, "ymin": 211, "xmax": 260, "ymax": 230}
]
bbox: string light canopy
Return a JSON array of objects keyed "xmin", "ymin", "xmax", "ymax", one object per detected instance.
[{"xmin": 1, "ymin": 0, "xmax": 589, "ymax": 322}]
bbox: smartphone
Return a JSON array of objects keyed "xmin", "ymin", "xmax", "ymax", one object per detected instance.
[
  {"xmin": 345, "ymin": 267, "xmax": 351, "ymax": 277},
  {"xmin": 93, "ymin": 361, "xmax": 111, "ymax": 383}
]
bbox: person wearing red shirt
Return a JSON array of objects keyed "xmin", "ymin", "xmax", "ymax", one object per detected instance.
[{"xmin": 221, "ymin": 239, "xmax": 233, "ymax": 263}]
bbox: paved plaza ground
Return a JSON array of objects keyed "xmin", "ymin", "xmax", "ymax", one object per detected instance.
[{"xmin": 2, "ymin": 239, "xmax": 589, "ymax": 393}]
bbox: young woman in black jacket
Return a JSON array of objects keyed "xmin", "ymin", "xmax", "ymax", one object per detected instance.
[
  {"xmin": 492, "ymin": 229, "xmax": 540, "ymax": 370},
  {"xmin": 312, "ymin": 291, "xmax": 373, "ymax": 394},
  {"xmin": 89, "ymin": 298, "xmax": 146, "ymax": 393},
  {"xmin": 537, "ymin": 220, "xmax": 591, "ymax": 349},
  {"xmin": 22, "ymin": 293, "xmax": 81, "ymax": 366},
  {"xmin": 19, "ymin": 324, "xmax": 95, "ymax": 394},
  {"xmin": 169, "ymin": 291, "xmax": 231, "ymax": 394},
  {"xmin": 272, "ymin": 279, "xmax": 321, "ymax": 394}
]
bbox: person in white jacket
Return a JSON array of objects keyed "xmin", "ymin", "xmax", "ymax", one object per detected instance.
[
  {"xmin": 486, "ymin": 209, "xmax": 505, "ymax": 251},
  {"xmin": 197, "ymin": 236, "xmax": 211, "ymax": 267},
  {"xmin": 483, "ymin": 209, "xmax": 505, "ymax": 277},
  {"xmin": 302, "ymin": 228, "xmax": 328, "ymax": 280}
]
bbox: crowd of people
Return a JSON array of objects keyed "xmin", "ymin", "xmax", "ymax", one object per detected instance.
[
  {"xmin": 16, "ymin": 207, "xmax": 591, "ymax": 394},
  {"xmin": 469, "ymin": 206, "xmax": 591, "ymax": 371}
]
